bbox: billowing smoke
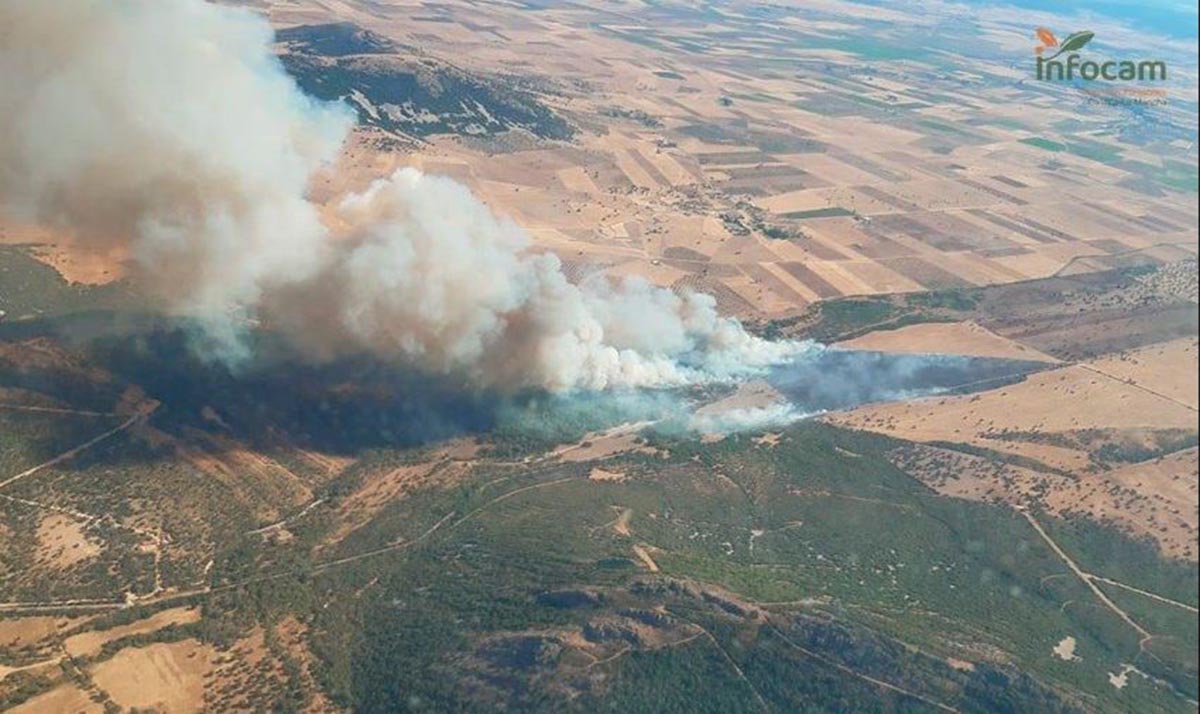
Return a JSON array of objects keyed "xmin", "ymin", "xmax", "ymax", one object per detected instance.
[
  {"xmin": 687, "ymin": 403, "xmax": 811, "ymax": 435},
  {"xmin": 0, "ymin": 0, "xmax": 351, "ymax": 313},
  {"xmin": 271, "ymin": 170, "xmax": 801, "ymax": 390},
  {"xmin": 0, "ymin": 0, "xmax": 803, "ymax": 392}
]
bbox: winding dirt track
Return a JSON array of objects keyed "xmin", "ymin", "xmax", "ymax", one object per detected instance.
[
  {"xmin": 1089, "ymin": 577, "xmax": 1198, "ymax": 614},
  {"xmin": 0, "ymin": 466, "xmax": 581, "ymax": 614},
  {"xmin": 0, "ymin": 403, "xmax": 118, "ymax": 417},
  {"xmin": 2, "ymin": 411, "xmax": 1192, "ymax": 714},
  {"xmin": 1018, "ymin": 509, "xmax": 1152, "ymax": 643},
  {"xmin": 766, "ymin": 622, "xmax": 960, "ymax": 713},
  {"xmin": 0, "ymin": 405, "xmax": 154, "ymax": 491},
  {"xmin": 1077, "ymin": 363, "xmax": 1198, "ymax": 414}
]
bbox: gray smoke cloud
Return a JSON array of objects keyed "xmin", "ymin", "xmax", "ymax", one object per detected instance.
[
  {"xmin": 0, "ymin": 0, "xmax": 351, "ymax": 313},
  {"xmin": 0, "ymin": 0, "xmax": 805, "ymax": 392}
]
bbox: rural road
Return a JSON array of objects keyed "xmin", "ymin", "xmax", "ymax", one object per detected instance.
[
  {"xmin": 0, "ymin": 402, "xmax": 157, "ymax": 491},
  {"xmin": 1018, "ymin": 508, "xmax": 1153, "ymax": 641}
]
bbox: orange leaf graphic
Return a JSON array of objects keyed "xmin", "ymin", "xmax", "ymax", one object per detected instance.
[{"xmin": 1036, "ymin": 27, "xmax": 1058, "ymax": 46}]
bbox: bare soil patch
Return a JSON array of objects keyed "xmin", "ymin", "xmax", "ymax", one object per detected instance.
[
  {"xmin": 632, "ymin": 544, "xmax": 660, "ymax": 572},
  {"xmin": 555, "ymin": 423, "xmax": 658, "ymax": 462},
  {"xmin": 0, "ymin": 615, "xmax": 82, "ymax": 649},
  {"xmin": 1083, "ymin": 337, "xmax": 1198, "ymax": 410},
  {"xmin": 892, "ymin": 444, "xmax": 1199, "ymax": 560},
  {"xmin": 1052, "ymin": 636, "xmax": 1079, "ymax": 662},
  {"xmin": 589, "ymin": 468, "xmax": 628, "ymax": 483},
  {"xmin": 326, "ymin": 457, "xmax": 468, "ymax": 545},
  {"xmin": 90, "ymin": 639, "xmax": 214, "ymax": 713},
  {"xmin": 63, "ymin": 606, "xmax": 201, "ymax": 659},
  {"xmin": 6, "ymin": 683, "xmax": 101, "ymax": 714},
  {"xmin": 831, "ymin": 365, "xmax": 1196, "ymax": 473},
  {"xmin": 0, "ymin": 220, "xmax": 127, "ymax": 285},
  {"xmin": 35, "ymin": 514, "xmax": 101, "ymax": 570},
  {"xmin": 612, "ymin": 508, "xmax": 633, "ymax": 536},
  {"xmin": 837, "ymin": 321, "xmax": 1058, "ymax": 362}
]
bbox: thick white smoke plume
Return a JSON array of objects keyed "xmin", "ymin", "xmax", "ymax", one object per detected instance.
[
  {"xmin": 0, "ymin": 0, "xmax": 351, "ymax": 313},
  {"xmin": 0, "ymin": 0, "xmax": 803, "ymax": 391}
]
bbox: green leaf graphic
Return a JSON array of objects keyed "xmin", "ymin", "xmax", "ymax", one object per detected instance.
[
  {"xmin": 1047, "ymin": 30, "xmax": 1094, "ymax": 59},
  {"xmin": 1060, "ymin": 31, "xmax": 1094, "ymax": 51}
]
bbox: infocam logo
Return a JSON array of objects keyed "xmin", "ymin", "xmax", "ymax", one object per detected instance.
[{"xmin": 1034, "ymin": 28, "xmax": 1167, "ymax": 81}]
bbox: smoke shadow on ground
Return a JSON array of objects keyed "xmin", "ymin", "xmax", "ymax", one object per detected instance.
[
  {"xmin": 765, "ymin": 348, "xmax": 1051, "ymax": 413},
  {"xmin": 2, "ymin": 312, "xmax": 502, "ymax": 461},
  {"xmin": 1, "ymin": 311, "xmax": 1050, "ymax": 469}
]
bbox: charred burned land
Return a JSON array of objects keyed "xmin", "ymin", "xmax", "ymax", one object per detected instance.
[{"xmin": 0, "ymin": 1, "xmax": 1197, "ymax": 713}]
